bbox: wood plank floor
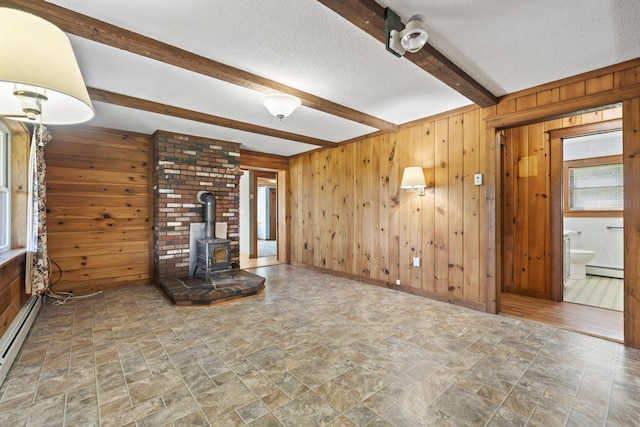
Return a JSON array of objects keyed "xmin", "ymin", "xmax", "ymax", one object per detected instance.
[
  {"xmin": 500, "ymin": 292, "xmax": 624, "ymax": 343},
  {"xmin": 239, "ymin": 254, "xmax": 280, "ymax": 269}
]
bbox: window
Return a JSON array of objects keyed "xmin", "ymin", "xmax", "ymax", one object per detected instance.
[
  {"xmin": 564, "ymin": 155, "xmax": 623, "ymax": 216},
  {"xmin": 0, "ymin": 122, "xmax": 9, "ymax": 252}
]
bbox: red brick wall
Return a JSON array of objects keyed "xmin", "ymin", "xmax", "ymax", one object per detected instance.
[{"xmin": 152, "ymin": 131, "xmax": 240, "ymax": 280}]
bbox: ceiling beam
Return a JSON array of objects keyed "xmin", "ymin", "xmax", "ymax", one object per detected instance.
[
  {"xmin": 88, "ymin": 88, "xmax": 337, "ymax": 148},
  {"xmin": 1, "ymin": 0, "xmax": 398, "ymax": 132},
  {"xmin": 316, "ymin": 0, "xmax": 498, "ymax": 108}
]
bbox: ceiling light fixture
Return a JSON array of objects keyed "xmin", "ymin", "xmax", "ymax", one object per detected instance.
[
  {"xmin": 260, "ymin": 93, "xmax": 301, "ymax": 120},
  {"xmin": 0, "ymin": 8, "xmax": 94, "ymax": 124},
  {"xmin": 385, "ymin": 9, "xmax": 428, "ymax": 57}
]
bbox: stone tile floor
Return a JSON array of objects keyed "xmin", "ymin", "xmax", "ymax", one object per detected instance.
[{"xmin": 1, "ymin": 264, "xmax": 639, "ymax": 426}]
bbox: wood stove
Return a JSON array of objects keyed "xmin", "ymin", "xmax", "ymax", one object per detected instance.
[
  {"xmin": 193, "ymin": 190, "xmax": 233, "ymax": 285},
  {"xmin": 194, "ymin": 238, "xmax": 231, "ymax": 283}
]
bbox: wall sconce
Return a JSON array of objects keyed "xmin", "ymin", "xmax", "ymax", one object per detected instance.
[
  {"xmin": 401, "ymin": 166, "xmax": 427, "ymax": 196},
  {"xmin": 0, "ymin": 8, "xmax": 94, "ymax": 124},
  {"xmin": 260, "ymin": 93, "xmax": 301, "ymax": 120}
]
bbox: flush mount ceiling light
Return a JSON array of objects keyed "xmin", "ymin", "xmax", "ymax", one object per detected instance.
[
  {"xmin": 0, "ymin": 8, "xmax": 94, "ymax": 124},
  {"xmin": 260, "ymin": 93, "xmax": 301, "ymax": 120},
  {"xmin": 385, "ymin": 8, "xmax": 428, "ymax": 57}
]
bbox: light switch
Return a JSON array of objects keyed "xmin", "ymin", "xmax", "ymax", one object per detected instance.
[{"xmin": 473, "ymin": 173, "xmax": 483, "ymax": 186}]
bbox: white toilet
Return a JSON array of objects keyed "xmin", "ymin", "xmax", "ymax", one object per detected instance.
[{"xmin": 569, "ymin": 249, "xmax": 595, "ymax": 280}]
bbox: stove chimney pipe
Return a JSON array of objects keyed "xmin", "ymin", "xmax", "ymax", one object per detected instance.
[{"xmin": 197, "ymin": 191, "xmax": 216, "ymax": 239}]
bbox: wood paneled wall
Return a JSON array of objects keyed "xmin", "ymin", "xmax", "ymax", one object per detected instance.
[
  {"xmin": 0, "ymin": 253, "xmax": 26, "ymax": 337},
  {"xmin": 0, "ymin": 121, "xmax": 28, "ymax": 338},
  {"xmin": 289, "ymin": 107, "xmax": 489, "ymax": 310},
  {"xmin": 484, "ymin": 58, "xmax": 639, "ymax": 347},
  {"xmin": 44, "ymin": 126, "xmax": 152, "ymax": 294},
  {"xmin": 501, "ymin": 107, "xmax": 623, "ymax": 299}
]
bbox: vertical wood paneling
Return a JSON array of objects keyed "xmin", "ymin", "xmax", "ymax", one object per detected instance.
[
  {"xmin": 479, "ymin": 110, "xmax": 490, "ymax": 308},
  {"xmin": 323, "ymin": 150, "xmax": 333, "ymax": 270},
  {"xmin": 378, "ymin": 134, "xmax": 390, "ymax": 282},
  {"xmin": 359, "ymin": 138, "xmax": 372, "ymax": 278},
  {"xmin": 623, "ymin": 97, "xmax": 640, "ymax": 348},
  {"xmin": 488, "ymin": 60, "xmax": 639, "ymax": 334},
  {"xmin": 434, "ymin": 118, "xmax": 450, "ymax": 295},
  {"xmin": 331, "ymin": 149, "xmax": 340, "ymax": 272},
  {"xmin": 448, "ymin": 115, "xmax": 464, "ymax": 300},
  {"xmin": 365, "ymin": 136, "xmax": 382, "ymax": 279},
  {"xmin": 513, "ymin": 125, "xmax": 530, "ymax": 292},
  {"xmin": 302, "ymin": 155, "xmax": 312, "ymax": 265},
  {"xmin": 463, "ymin": 110, "xmax": 481, "ymax": 303},
  {"xmin": 421, "ymin": 122, "xmax": 436, "ymax": 293},
  {"xmin": 398, "ymin": 127, "xmax": 412, "ymax": 287},
  {"xmin": 351, "ymin": 143, "xmax": 361, "ymax": 276},
  {"xmin": 289, "ymin": 107, "xmax": 486, "ymax": 309},
  {"xmin": 387, "ymin": 132, "xmax": 400, "ymax": 284},
  {"xmin": 277, "ymin": 170, "xmax": 289, "ymax": 264},
  {"xmin": 370, "ymin": 137, "xmax": 381, "ymax": 280},
  {"xmin": 502, "ymin": 109, "xmax": 623, "ymax": 300},
  {"xmin": 501, "ymin": 130, "xmax": 514, "ymax": 291},
  {"xmin": 527, "ymin": 122, "xmax": 548, "ymax": 293},
  {"xmin": 314, "ymin": 153, "xmax": 324, "ymax": 268}
]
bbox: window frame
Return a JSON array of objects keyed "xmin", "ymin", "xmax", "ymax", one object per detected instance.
[
  {"xmin": 0, "ymin": 121, "xmax": 10, "ymax": 252},
  {"xmin": 563, "ymin": 154, "xmax": 623, "ymax": 217}
]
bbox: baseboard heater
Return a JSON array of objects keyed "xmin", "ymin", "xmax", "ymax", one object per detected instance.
[
  {"xmin": 586, "ymin": 265, "xmax": 624, "ymax": 279},
  {"xmin": 0, "ymin": 295, "xmax": 41, "ymax": 386}
]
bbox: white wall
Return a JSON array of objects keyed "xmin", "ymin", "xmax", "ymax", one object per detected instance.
[
  {"xmin": 564, "ymin": 217, "xmax": 624, "ymax": 273},
  {"xmin": 239, "ymin": 171, "xmax": 250, "ymax": 255},
  {"xmin": 564, "ymin": 129, "xmax": 623, "ymax": 277},
  {"xmin": 257, "ymin": 186, "xmax": 266, "ymax": 239}
]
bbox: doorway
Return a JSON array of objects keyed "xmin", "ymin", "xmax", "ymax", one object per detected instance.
[
  {"xmin": 499, "ymin": 105, "xmax": 625, "ymax": 342},
  {"xmin": 239, "ymin": 170, "xmax": 281, "ymax": 269},
  {"xmin": 553, "ymin": 124, "xmax": 624, "ymax": 312},
  {"xmin": 256, "ymin": 174, "xmax": 277, "ymax": 258}
]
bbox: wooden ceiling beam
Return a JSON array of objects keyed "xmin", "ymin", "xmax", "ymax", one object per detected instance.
[
  {"xmin": 88, "ymin": 88, "xmax": 337, "ymax": 148},
  {"xmin": 1, "ymin": 0, "xmax": 398, "ymax": 132},
  {"xmin": 316, "ymin": 0, "xmax": 498, "ymax": 108}
]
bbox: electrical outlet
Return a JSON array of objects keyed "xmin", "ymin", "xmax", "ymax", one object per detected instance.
[
  {"xmin": 395, "ymin": 279, "xmax": 401, "ymax": 285},
  {"xmin": 412, "ymin": 257, "xmax": 421, "ymax": 267},
  {"xmin": 474, "ymin": 173, "xmax": 483, "ymax": 186}
]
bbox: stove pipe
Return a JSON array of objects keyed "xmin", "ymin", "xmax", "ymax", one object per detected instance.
[{"xmin": 197, "ymin": 191, "xmax": 216, "ymax": 239}]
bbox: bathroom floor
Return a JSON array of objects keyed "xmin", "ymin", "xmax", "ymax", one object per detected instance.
[{"xmin": 564, "ymin": 275, "xmax": 624, "ymax": 311}]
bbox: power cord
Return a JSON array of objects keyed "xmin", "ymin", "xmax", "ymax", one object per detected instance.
[
  {"xmin": 45, "ymin": 257, "xmax": 102, "ymax": 305},
  {"xmin": 46, "ymin": 289, "xmax": 102, "ymax": 306}
]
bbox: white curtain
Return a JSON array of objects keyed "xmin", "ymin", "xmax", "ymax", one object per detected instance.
[{"xmin": 25, "ymin": 125, "xmax": 51, "ymax": 294}]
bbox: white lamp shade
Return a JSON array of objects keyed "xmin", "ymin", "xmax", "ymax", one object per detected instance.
[
  {"xmin": 260, "ymin": 93, "xmax": 301, "ymax": 119},
  {"xmin": 0, "ymin": 8, "xmax": 94, "ymax": 124},
  {"xmin": 401, "ymin": 166, "xmax": 427, "ymax": 190}
]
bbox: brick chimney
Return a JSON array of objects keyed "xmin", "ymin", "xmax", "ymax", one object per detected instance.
[{"xmin": 152, "ymin": 131, "xmax": 240, "ymax": 280}]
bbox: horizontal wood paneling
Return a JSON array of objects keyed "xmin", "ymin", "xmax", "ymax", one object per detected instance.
[
  {"xmin": 45, "ymin": 126, "xmax": 151, "ymax": 294},
  {"xmin": 240, "ymin": 150, "xmax": 289, "ymax": 171},
  {"xmin": 289, "ymin": 109, "xmax": 487, "ymax": 308}
]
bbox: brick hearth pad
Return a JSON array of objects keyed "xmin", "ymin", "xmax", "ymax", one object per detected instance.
[{"xmin": 159, "ymin": 270, "xmax": 265, "ymax": 305}]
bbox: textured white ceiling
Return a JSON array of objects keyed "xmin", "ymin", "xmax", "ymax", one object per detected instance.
[{"xmin": 44, "ymin": 0, "xmax": 639, "ymax": 157}]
